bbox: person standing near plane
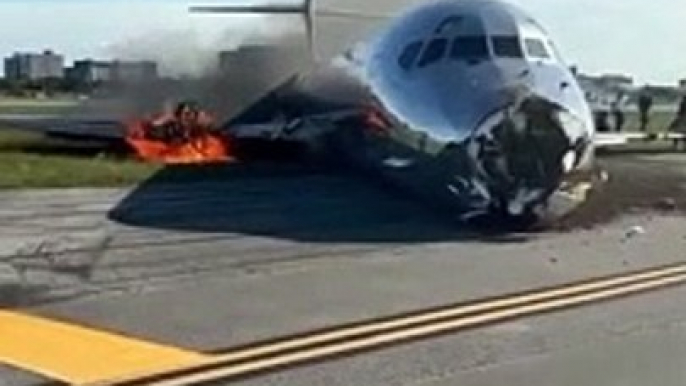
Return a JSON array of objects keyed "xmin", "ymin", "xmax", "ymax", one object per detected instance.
[
  {"xmin": 610, "ymin": 91, "xmax": 627, "ymax": 132},
  {"xmin": 668, "ymin": 94, "xmax": 686, "ymax": 149},
  {"xmin": 586, "ymin": 90, "xmax": 610, "ymax": 132},
  {"xmin": 638, "ymin": 90, "xmax": 653, "ymax": 132}
]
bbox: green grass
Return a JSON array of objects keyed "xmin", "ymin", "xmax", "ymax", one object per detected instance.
[
  {"xmin": 622, "ymin": 111, "xmax": 675, "ymax": 133},
  {"xmin": 0, "ymin": 127, "xmax": 158, "ymax": 189},
  {"xmin": 0, "ymin": 97, "xmax": 81, "ymax": 116}
]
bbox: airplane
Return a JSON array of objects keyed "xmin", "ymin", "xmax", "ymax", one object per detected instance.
[
  {"xmin": 188, "ymin": 0, "xmax": 598, "ymax": 226},
  {"xmin": 4, "ymin": 0, "xmax": 660, "ymax": 227}
]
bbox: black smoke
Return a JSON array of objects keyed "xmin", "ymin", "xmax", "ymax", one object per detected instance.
[{"xmin": 73, "ymin": 20, "xmax": 311, "ymax": 123}]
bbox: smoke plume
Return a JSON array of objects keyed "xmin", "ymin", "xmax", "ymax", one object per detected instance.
[{"xmin": 76, "ymin": 17, "xmax": 311, "ymax": 123}]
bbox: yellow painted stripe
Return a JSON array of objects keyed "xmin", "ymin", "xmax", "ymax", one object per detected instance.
[
  {"xmin": 0, "ymin": 311, "xmax": 208, "ymax": 384},
  {"xmin": 97, "ymin": 263, "xmax": 686, "ymax": 386},
  {"xmin": 138, "ymin": 271, "xmax": 686, "ymax": 386},
  {"xmin": 167, "ymin": 263, "xmax": 686, "ymax": 364},
  {"xmin": 161, "ymin": 275, "xmax": 686, "ymax": 386},
  {"xmin": 102, "ymin": 262, "xmax": 686, "ymax": 384}
]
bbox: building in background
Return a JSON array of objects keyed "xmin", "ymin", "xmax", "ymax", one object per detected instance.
[
  {"xmin": 597, "ymin": 74, "xmax": 634, "ymax": 89},
  {"xmin": 111, "ymin": 60, "xmax": 158, "ymax": 83},
  {"xmin": 679, "ymin": 79, "xmax": 686, "ymax": 90},
  {"xmin": 4, "ymin": 50, "xmax": 64, "ymax": 81},
  {"xmin": 66, "ymin": 60, "xmax": 114, "ymax": 85},
  {"xmin": 218, "ymin": 45, "xmax": 286, "ymax": 75},
  {"xmin": 65, "ymin": 59, "xmax": 158, "ymax": 86}
]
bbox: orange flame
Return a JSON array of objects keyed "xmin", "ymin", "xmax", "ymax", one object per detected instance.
[{"xmin": 125, "ymin": 112, "xmax": 234, "ymax": 165}]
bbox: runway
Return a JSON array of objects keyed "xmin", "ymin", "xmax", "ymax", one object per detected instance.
[{"xmin": 2, "ymin": 154, "xmax": 686, "ymax": 385}]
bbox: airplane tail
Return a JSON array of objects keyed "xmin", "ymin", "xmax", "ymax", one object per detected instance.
[
  {"xmin": 191, "ymin": 0, "xmax": 316, "ymax": 57},
  {"xmin": 189, "ymin": 1, "xmax": 387, "ymax": 59},
  {"xmin": 189, "ymin": 1, "xmax": 385, "ymax": 18},
  {"xmin": 189, "ymin": 2, "xmax": 311, "ymax": 15}
]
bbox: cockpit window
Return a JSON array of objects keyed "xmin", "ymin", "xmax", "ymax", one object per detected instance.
[
  {"xmin": 398, "ymin": 41, "xmax": 423, "ymax": 71},
  {"xmin": 492, "ymin": 36, "xmax": 524, "ymax": 58},
  {"xmin": 418, "ymin": 38, "xmax": 448, "ymax": 68},
  {"xmin": 435, "ymin": 15, "xmax": 464, "ymax": 35},
  {"xmin": 524, "ymin": 38, "xmax": 550, "ymax": 59},
  {"xmin": 450, "ymin": 36, "xmax": 489, "ymax": 61}
]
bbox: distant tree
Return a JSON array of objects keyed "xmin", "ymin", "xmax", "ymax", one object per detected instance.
[
  {"xmin": 59, "ymin": 76, "xmax": 86, "ymax": 93},
  {"xmin": 0, "ymin": 78, "xmax": 11, "ymax": 91}
]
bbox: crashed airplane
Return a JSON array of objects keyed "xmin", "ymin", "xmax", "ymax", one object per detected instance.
[
  {"xmin": 1, "ymin": 0, "xmax": 606, "ymax": 227},
  {"xmin": 193, "ymin": 0, "xmax": 598, "ymax": 225}
]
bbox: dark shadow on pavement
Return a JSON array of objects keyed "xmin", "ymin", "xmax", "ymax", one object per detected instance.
[{"xmin": 108, "ymin": 159, "xmax": 531, "ymax": 244}]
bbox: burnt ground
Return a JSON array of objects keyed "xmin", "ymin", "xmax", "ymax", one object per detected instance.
[{"xmin": 555, "ymin": 147, "xmax": 686, "ymax": 231}]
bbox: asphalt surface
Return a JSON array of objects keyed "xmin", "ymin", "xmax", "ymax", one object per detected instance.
[
  {"xmin": 2, "ymin": 150, "xmax": 686, "ymax": 385},
  {"xmin": 0, "ymin": 365, "xmax": 47, "ymax": 386},
  {"xmin": 225, "ymin": 283, "xmax": 686, "ymax": 386}
]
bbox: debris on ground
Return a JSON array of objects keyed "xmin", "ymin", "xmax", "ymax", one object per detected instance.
[
  {"xmin": 655, "ymin": 198, "xmax": 677, "ymax": 212},
  {"xmin": 625, "ymin": 225, "xmax": 646, "ymax": 239},
  {"xmin": 553, "ymin": 156, "xmax": 686, "ymax": 231}
]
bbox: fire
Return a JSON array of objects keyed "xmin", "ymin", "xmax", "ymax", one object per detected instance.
[{"xmin": 125, "ymin": 103, "xmax": 234, "ymax": 165}]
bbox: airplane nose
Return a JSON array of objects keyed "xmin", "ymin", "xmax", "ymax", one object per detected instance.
[{"xmin": 466, "ymin": 92, "xmax": 591, "ymax": 218}]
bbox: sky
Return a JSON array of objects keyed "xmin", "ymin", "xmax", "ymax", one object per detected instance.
[{"xmin": 0, "ymin": 0, "xmax": 684, "ymax": 84}]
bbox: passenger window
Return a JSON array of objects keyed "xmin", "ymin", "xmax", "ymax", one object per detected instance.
[
  {"xmin": 525, "ymin": 38, "xmax": 550, "ymax": 59},
  {"xmin": 492, "ymin": 36, "xmax": 524, "ymax": 58},
  {"xmin": 450, "ymin": 36, "xmax": 489, "ymax": 61},
  {"xmin": 418, "ymin": 38, "xmax": 448, "ymax": 68},
  {"xmin": 398, "ymin": 41, "xmax": 424, "ymax": 71}
]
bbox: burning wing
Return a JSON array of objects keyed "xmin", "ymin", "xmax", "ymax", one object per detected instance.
[{"xmin": 0, "ymin": 116, "xmax": 125, "ymax": 142}]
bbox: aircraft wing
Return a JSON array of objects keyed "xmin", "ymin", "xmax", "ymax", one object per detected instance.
[
  {"xmin": 0, "ymin": 115, "xmax": 126, "ymax": 142},
  {"xmin": 229, "ymin": 108, "xmax": 364, "ymax": 142},
  {"xmin": 8, "ymin": 115, "xmax": 682, "ymax": 148}
]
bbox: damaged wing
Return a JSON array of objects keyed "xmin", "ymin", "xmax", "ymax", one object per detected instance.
[{"xmin": 0, "ymin": 115, "xmax": 125, "ymax": 142}]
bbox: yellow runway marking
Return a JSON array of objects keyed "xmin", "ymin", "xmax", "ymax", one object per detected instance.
[
  {"xmin": 0, "ymin": 311, "xmax": 208, "ymax": 384},
  {"xmin": 97, "ymin": 262, "xmax": 686, "ymax": 386},
  {"xmin": 153, "ymin": 273, "xmax": 686, "ymax": 386},
  {"xmin": 157, "ymin": 263, "xmax": 686, "ymax": 364}
]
